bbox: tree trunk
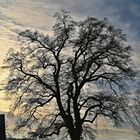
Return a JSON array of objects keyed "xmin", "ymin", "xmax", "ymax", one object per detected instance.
[{"xmin": 69, "ymin": 129, "xmax": 81, "ymax": 140}]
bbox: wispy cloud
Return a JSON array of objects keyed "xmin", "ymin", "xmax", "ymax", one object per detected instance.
[{"xmin": 29, "ymin": 1, "xmax": 140, "ymax": 66}]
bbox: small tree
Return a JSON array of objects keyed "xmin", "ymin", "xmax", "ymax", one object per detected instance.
[{"xmin": 5, "ymin": 11, "xmax": 136, "ymax": 140}]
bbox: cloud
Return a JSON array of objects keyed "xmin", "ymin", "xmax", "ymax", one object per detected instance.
[
  {"xmin": 46, "ymin": 0, "xmax": 140, "ymax": 68},
  {"xmin": 0, "ymin": 0, "xmax": 139, "ymax": 84},
  {"xmin": 0, "ymin": 93, "xmax": 11, "ymax": 112},
  {"xmin": 0, "ymin": 0, "xmax": 53, "ymax": 31},
  {"xmin": 0, "ymin": 0, "xmax": 139, "ymax": 42}
]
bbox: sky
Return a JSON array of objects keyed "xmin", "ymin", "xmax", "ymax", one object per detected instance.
[{"xmin": 0, "ymin": 0, "xmax": 140, "ymax": 138}]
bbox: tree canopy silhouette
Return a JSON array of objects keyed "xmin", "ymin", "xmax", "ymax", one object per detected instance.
[{"xmin": 5, "ymin": 11, "xmax": 136, "ymax": 140}]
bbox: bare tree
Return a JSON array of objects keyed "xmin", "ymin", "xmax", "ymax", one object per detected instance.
[
  {"xmin": 124, "ymin": 87, "xmax": 140, "ymax": 137},
  {"xmin": 4, "ymin": 11, "xmax": 136, "ymax": 140}
]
